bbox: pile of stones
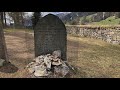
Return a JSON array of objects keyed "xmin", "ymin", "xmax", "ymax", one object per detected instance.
[{"xmin": 26, "ymin": 50, "xmax": 71, "ymax": 78}]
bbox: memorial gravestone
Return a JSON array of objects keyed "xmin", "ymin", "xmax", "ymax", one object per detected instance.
[{"xmin": 34, "ymin": 14, "xmax": 67, "ymax": 60}]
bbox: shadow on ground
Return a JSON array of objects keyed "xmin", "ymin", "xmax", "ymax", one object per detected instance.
[{"xmin": 0, "ymin": 62, "xmax": 18, "ymax": 73}]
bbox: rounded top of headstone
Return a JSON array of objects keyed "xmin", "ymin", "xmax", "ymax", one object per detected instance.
[{"xmin": 34, "ymin": 14, "xmax": 66, "ymax": 30}]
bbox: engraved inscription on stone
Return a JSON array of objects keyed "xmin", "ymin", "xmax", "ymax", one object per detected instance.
[{"xmin": 34, "ymin": 14, "xmax": 67, "ymax": 60}]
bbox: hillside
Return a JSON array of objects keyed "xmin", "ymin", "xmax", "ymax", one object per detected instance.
[
  {"xmin": 57, "ymin": 12, "xmax": 120, "ymax": 25},
  {"xmin": 60, "ymin": 12, "xmax": 96, "ymax": 23},
  {"xmin": 91, "ymin": 16, "xmax": 120, "ymax": 25},
  {"xmin": 56, "ymin": 12, "xmax": 70, "ymax": 19}
]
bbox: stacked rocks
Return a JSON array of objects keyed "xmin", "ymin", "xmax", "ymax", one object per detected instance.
[
  {"xmin": 66, "ymin": 26, "xmax": 120, "ymax": 45},
  {"xmin": 26, "ymin": 50, "xmax": 70, "ymax": 78}
]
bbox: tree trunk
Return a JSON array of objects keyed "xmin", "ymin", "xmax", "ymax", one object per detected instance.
[
  {"xmin": 0, "ymin": 13, "xmax": 9, "ymax": 61},
  {"xmin": 3, "ymin": 12, "xmax": 7, "ymax": 28},
  {"xmin": 32, "ymin": 12, "xmax": 41, "ymax": 29},
  {"xmin": 0, "ymin": 12, "xmax": 4, "ymax": 28}
]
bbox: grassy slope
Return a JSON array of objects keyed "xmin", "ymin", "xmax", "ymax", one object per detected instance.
[
  {"xmin": 69, "ymin": 14, "xmax": 120, "ymax": 25},
  {"xmin": 91, "ymin": 16, "xmax": 120, "ymax": 25}
]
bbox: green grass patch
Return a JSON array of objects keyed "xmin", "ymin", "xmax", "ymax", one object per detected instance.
[
  {"xmin": 91, "ymin": 16, "xmax": 120, "ymax": 25},
  {"xmin": 86, "ymin": 14, "xmax": 96, "ymax": 22}
]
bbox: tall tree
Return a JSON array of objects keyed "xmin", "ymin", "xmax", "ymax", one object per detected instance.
[
  {"xmin": 0, "ymin": 12, "xmax": 4, "ymax": 28},
  {"xmin": 8, "ymin": 12, "xmax": 25, "ymax": 28},
  {"xmin": 0, "ymin": 12, "xmax": 9, "ymax": 62},
  {"xmin": 0, "ymin": 12, "xmax": 8, "ymax": 28},
  {"xmin": 3, "ymin": 12, "xmax": 7, "ymax": 27},
  {"xmin": 32, "ymin": 12, "xmax": 41, "ymax": 29}
]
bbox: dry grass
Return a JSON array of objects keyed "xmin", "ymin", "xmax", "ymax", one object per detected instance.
[
  {"xmin": 0, "ymin": 29, "xmax": 120, "ymax": 78},
  {"xmin": 66, "ymin": 25, "xmax": 120, "ymax": 28},
  {"xmin": 0, "ymin": 30, "xmax": 34, "ymax": 78},
  {"xmin": 67, "ymin": 34, "xmax": 120, "ymax": 78}
]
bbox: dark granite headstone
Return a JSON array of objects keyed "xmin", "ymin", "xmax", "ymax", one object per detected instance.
[
  {"xmin": 0, "ymin": 20, "xmax": 8, "ymax": 61},
  {"xmin": 34, "ymin": 14, "xmax": 67, "ymax": 60}
]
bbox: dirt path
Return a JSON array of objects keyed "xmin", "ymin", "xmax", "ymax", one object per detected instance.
[{"xmin": 0, "ymin": 31, "xmax": 34, "ymax": 78}]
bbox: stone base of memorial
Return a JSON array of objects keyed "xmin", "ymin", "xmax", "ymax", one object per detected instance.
[{"xmin": 26, "ymin": 50, "xmax": 75, "ymax": 78}]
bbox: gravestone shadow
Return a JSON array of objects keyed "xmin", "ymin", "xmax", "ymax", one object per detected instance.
[{"xmin": 0, "ymin": 62, "xmax": 18, "ymax": 73}]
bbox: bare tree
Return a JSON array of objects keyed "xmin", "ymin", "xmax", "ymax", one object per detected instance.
[
  {"xmin": 0, "ymin": 12, "xmax": 4, "ymax": 27},
  {"xmin": 3, "ymin": 12, "xmax": 7, "ymax": 27},
  {"xmin": 0, "ymin": 12, "xmax": 9, "ymax": 62},
  {"xmin": 8, "ymin": 12, "xmax": 25, "ymax": 28},
  {"xmin": 32, "ymin": 12, "xmax": 41, "ymax": 29}
]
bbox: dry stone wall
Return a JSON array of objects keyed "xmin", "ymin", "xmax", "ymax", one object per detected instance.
[{"xmin": 66, "ymin": 25, "xmax": 120, "ymax": 45}]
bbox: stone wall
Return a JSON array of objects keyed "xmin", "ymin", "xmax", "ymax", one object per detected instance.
[{"xmin": 66, "ymin": 25, "xmax": 120, "ymax": 45}]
